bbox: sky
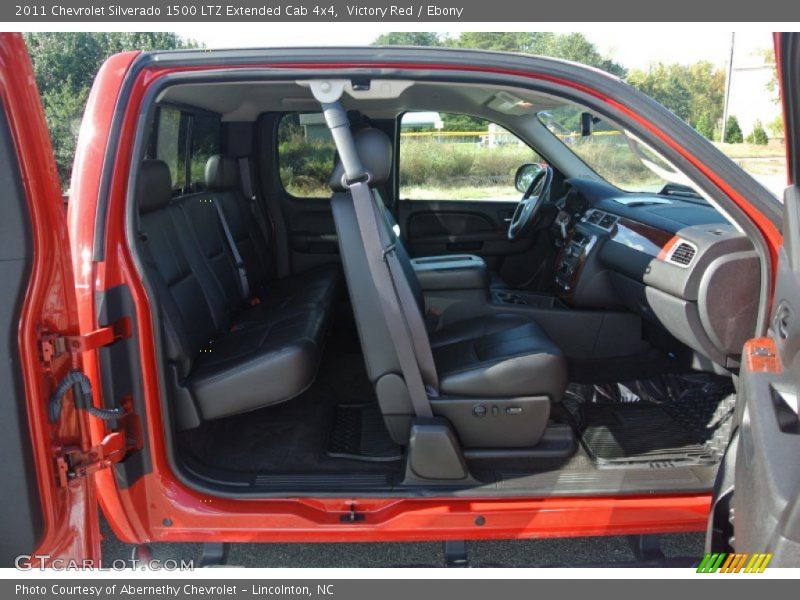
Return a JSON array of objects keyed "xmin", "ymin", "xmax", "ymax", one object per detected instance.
[{"xmin": 170, "ymin": 24, "xmax": 777, "ymax": 70}]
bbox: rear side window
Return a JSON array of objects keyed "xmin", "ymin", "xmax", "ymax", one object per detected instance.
[
  {"xmin": 189, "ymin": 114, "xmax": 222, "ymax": 190},
  {"xmin": 277, "ymin": 113, "xmax": 336, "ymax": 198},
  {"xmin": 150, "ymin": 107, "xmax": 221, "ymax": 194},
  {"xmin": 154, "ymin": 107, "xmax": 188, "ymax": 192}
]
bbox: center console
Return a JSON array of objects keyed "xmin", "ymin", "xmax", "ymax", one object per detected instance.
[
  {"xmin": 411, "ymin": 254, "xmax": 488, "ymax": 291},
  {"xmin": 555, "ymin": 230, "xmax": 597, "ymax": 298},
  {"xmin": 411, "ymin": 249, "xmax": 647, "ymax": 362}
]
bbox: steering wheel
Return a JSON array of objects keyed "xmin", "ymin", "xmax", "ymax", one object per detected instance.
[{"xmin": 507, "ymin": 165, "xmax": 554, "ymax": 241}]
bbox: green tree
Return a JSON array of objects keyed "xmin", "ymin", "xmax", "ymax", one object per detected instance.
[
  {"xmin": 695, "ymin": 111, "xmax": 717, "ymax": 140},
  {"xmin": 373, "ymin": 32, "xmax": 442, "ymax": 46},
  {"xmin": 449, "ymin": 32, "xmax": 626, "ymax": 77},
  {"xmin": 24, "ymin": 32, "xmax": 200, "ymax": 187},
  {"xmin": 373, "ymin": 32, "xmax": 625, "ymax": 77},
  {"xmin": 747, "ymin": 120, "xmax": 769, "ymax": 145},
  {"xmin": 724, "ymin": 116, "xmax": 744, "ymax": 143},
  {"xmin": 767, "ymin": 114, "xmax": 785, "ymax": 139},
  {"xmin": 627, "ymin": 61, "xmax": 725, "ymax": 131}
]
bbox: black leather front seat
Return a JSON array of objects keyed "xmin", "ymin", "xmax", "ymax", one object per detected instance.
[{"xmin": 331, "ymin": 128, "xmax": 567, "ymax": 448}]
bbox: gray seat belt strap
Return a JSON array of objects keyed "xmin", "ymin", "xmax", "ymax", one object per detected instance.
[
  {"xmin": 349, "ymin": 180, "xmax": 434, "ymax": 418},
  {"xmin": 369, "ymin": 198, "xmax": 440, "ymax": 392},
  {"xmin": 212, "ymin": 199, "xmax": 250, "ymax": 301}
]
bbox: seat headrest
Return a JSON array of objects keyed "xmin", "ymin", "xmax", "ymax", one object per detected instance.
[
  {"xmin": 205, "ymin": 155, "xmax": 239, "ymax": 190},
  {"xmin": 137, "ymin": 160, "xmax": 173, "ymax": 213},
  {"xmin": 329, "ymin": 128, "xmax": 392, "ymax": 192}
]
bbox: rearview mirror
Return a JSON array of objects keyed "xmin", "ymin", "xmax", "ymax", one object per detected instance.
[
  {"xmin": 515, "ymin": 163, "xmax": 543, "ymax": 193},
  {"xmin": 580, "ymin": 112, "xmax": 594, "ymax": 137}
]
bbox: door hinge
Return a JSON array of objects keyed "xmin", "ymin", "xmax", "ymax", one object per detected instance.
[
  {"xmin": 40, "ymin": 320, "xmax": 128, "ymax": 369},
  {"xmin": 55, "ymin": 431, "xmax": 127, "ymax": 486}
]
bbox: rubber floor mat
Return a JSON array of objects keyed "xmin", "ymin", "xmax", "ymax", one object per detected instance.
[
  {"xmin": 328, "ymin": 403, "xmax": 403, "ymax": 462},
  {"xmin": 567, "ymin": 374, "xmax": 736, "ymax": 467},
  {"xmin": 580, "ymin": 404, "xmax": 722, "ymax": 466}
]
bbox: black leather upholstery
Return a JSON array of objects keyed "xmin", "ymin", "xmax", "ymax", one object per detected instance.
[
  {"xmin": 205, "ymin": 154, "xmax": 239, "ymax": 189},
  {"xmin": 138, "ymin": 160, "xmax": 173, "ymax": 213},
  {"xmin": 331, "ymin": 129, "xmax": 567, "ymax": 447},
  {"xmin": 136, "ymin": 158, "xmax": 339, "ymax": 427},
  {"xmin": 430, "ymin": 314, "xmax": 567, "ymax": 398}
]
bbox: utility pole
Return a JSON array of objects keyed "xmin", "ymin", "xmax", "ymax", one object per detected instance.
[{"xmin": 721, "ymin": 32, "xmax": 735, "ymax": 143}]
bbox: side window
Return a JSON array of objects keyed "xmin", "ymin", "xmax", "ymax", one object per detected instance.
[
  {"xmin": 154, "ymin": 107, "xmax": 188, "ymax": 192},
  {"xmin": 399, "ymin": 112, "xmax": 542, "ymax": 201},
  {"xmin": 277, "ymin": 113, "xmax": 336, "ymax": 198},
  {"xmin": 189, "ymin": 114, "xmax": 221, "ymax": 191}
]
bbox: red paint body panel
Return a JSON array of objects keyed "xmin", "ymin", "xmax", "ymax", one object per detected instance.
[
  {"xmin": 15, "ymin": 44, "xmax": 785, "ymax": 555},
  {"xmin": 0, "ymin": 33, "xmax": 100, "ymax": 564}
]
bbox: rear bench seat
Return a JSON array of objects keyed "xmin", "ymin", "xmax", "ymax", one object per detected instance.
[{"xmin": 136, "ymin": 159, "xmax": 340, "ymax": 429}]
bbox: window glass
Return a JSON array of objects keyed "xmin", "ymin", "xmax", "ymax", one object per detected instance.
[
  {"xmin": 277, "ymin": 113, "xmax": 336, "ymax": 198},
  {"xmin": 399, "ymin": 112, "xmax": 542, "ymax": 201},
  {"xmin": 189, "ymin": 114, "xmax": 221, "ymax": 191},
  {"xmin": 154, "ymin": 107, "xmax": 188, "ymax": 192},
  {"xmin": 537, "ymin": 106, "xmax": 680, "ymax": 193}
]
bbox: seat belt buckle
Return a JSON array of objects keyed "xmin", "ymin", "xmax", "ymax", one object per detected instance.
[{"xmin": 249, "ymin": 297, "xmax": 261, "ymax": 307}]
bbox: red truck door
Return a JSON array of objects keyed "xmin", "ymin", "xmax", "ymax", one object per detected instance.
[
  {"xmin": 705, "ymin": 32, "xmax": 800, "ymax": 567},
  {"xmin": 0, "ymin": 32, "xmax": 123, "ymax": 568}
]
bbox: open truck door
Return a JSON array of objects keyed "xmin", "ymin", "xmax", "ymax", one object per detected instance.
[
  {"xmin": 706, "ymin": 32, "xmax": 800, "ymax": 567},
  {"xmin": 0, "ymin": 32, "xmax": 132, "ymax": 568}
]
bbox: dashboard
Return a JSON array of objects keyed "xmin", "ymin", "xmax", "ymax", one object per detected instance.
[{"xmin": 553, "ymin": 178, "xmax": 761, "ymax": 370}]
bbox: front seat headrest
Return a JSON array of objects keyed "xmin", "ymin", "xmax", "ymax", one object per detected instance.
[
  {"xmin": 137, "ymin": 160, "xmax": 173, "ymax": 213},
  {"xmin": 329, "ymin": 128, "xmax": 392, "ymax": 192}
]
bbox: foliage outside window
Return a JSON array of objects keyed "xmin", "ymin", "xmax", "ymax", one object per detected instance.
[
  {"xmin": 278, "ymin": 113, "xmax": 337, "ymax": 198},
  {"xmin": 189, "ymin": 114, "xmax": 222, "ymax": 190},
  {"xmin": 152, "ymin": 107, "xmax": 221, "ymax": 193},
  {"xmin": 538, "ymin": 106, "xmax": 676, "ymax": 193},
  {"xmin": 399, "ymin": 113, "xmax": 542, "ymax": 201},
  {"xmin": 154, "ymin": 107, "xmax": 188, "ymax": 191}
]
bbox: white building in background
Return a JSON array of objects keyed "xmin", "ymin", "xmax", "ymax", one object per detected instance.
[
  {"xmin": 725, "ymin": 39, "xmax": 782, "ymax": 141},
  {"xmin": 401, "ymin": 111, "xmax": 444, "ymax": 130}
]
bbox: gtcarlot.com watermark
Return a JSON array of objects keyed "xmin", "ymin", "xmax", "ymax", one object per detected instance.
[{"xmin": 14, "ymin": 555, "xmax": 195, "ymax": 571}]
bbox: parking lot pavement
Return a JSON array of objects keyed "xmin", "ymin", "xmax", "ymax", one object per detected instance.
[{"xmin": 100, "ymin": 519, "xmax": 705, "ymax": 568}]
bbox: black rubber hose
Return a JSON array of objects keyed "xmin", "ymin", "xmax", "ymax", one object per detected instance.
[{"xmin": 48, "ymin": 369, "xmax": 124, "ymax": 423}]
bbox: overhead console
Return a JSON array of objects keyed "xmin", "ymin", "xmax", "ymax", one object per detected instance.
[{"xmin": 555, "ymin": 183, "xmax": 761, "ymax": 371}]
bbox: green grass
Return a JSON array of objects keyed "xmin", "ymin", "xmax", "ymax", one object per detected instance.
[{"xmin": 278, "ymin": 134, "xmax": 788, "ymax": 200}]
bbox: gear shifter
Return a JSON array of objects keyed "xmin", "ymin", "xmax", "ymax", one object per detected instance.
[{"xmin": 555, "ymin": 210, "xmax": 570, "ymax": 239}]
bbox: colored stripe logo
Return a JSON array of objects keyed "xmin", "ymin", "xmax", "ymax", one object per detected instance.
[{"xmin": 697, "ymin": 553, "xmax": 772, "ymax": 573}]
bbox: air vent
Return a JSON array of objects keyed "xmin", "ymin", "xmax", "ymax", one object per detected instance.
[
  {"xmin": 668, "ymin": 241, "xmax": 697, "ymax": 267},
  {"xmin": 598, "ymin": 214, "xmax": 617, "ymax": 229},
  {"xmin": 587, "ymin": 210, "xmax": 603, "ymax": 225},
  {"xmin": 584, "ymin": 210, "xmax": 617, "ymax": 230}
]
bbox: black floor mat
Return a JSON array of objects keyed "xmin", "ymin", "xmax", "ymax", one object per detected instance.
[
  {"xmin": 177, "ymin": 346, "xmax": 402, "ymax": 475},
  {"xmin": 565, "ymin": 374, "xmax": 735, "ymax": 468},
  {"xmin": 580, "ymin": 404, "xmax": 721, "ymax": 465},
  {"xmin": 328, "ymin": 403, "xmax": 403, "ymax": 462}
]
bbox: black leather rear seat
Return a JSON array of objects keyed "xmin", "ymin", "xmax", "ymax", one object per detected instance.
[
  {"xmin": 136, "ymin": 159, "xmax": 339, "ymax": 428},
  {"xmin": 204, "ymin": 155, "xmax": 339, "ymax": 310}
]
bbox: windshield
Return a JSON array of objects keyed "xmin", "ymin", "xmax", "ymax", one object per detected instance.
[{"xmin": 538, "ymin": 105, "xmax": 700, "ymax": 196}]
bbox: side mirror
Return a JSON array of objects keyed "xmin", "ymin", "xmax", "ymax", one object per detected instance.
[
  {"xmin": 580, "ymin": 112, "xmax": 594, "ymax": 137},
  {"xmin": 515, "ymin": 163, "xmax": 543, "ymax": 193}
]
